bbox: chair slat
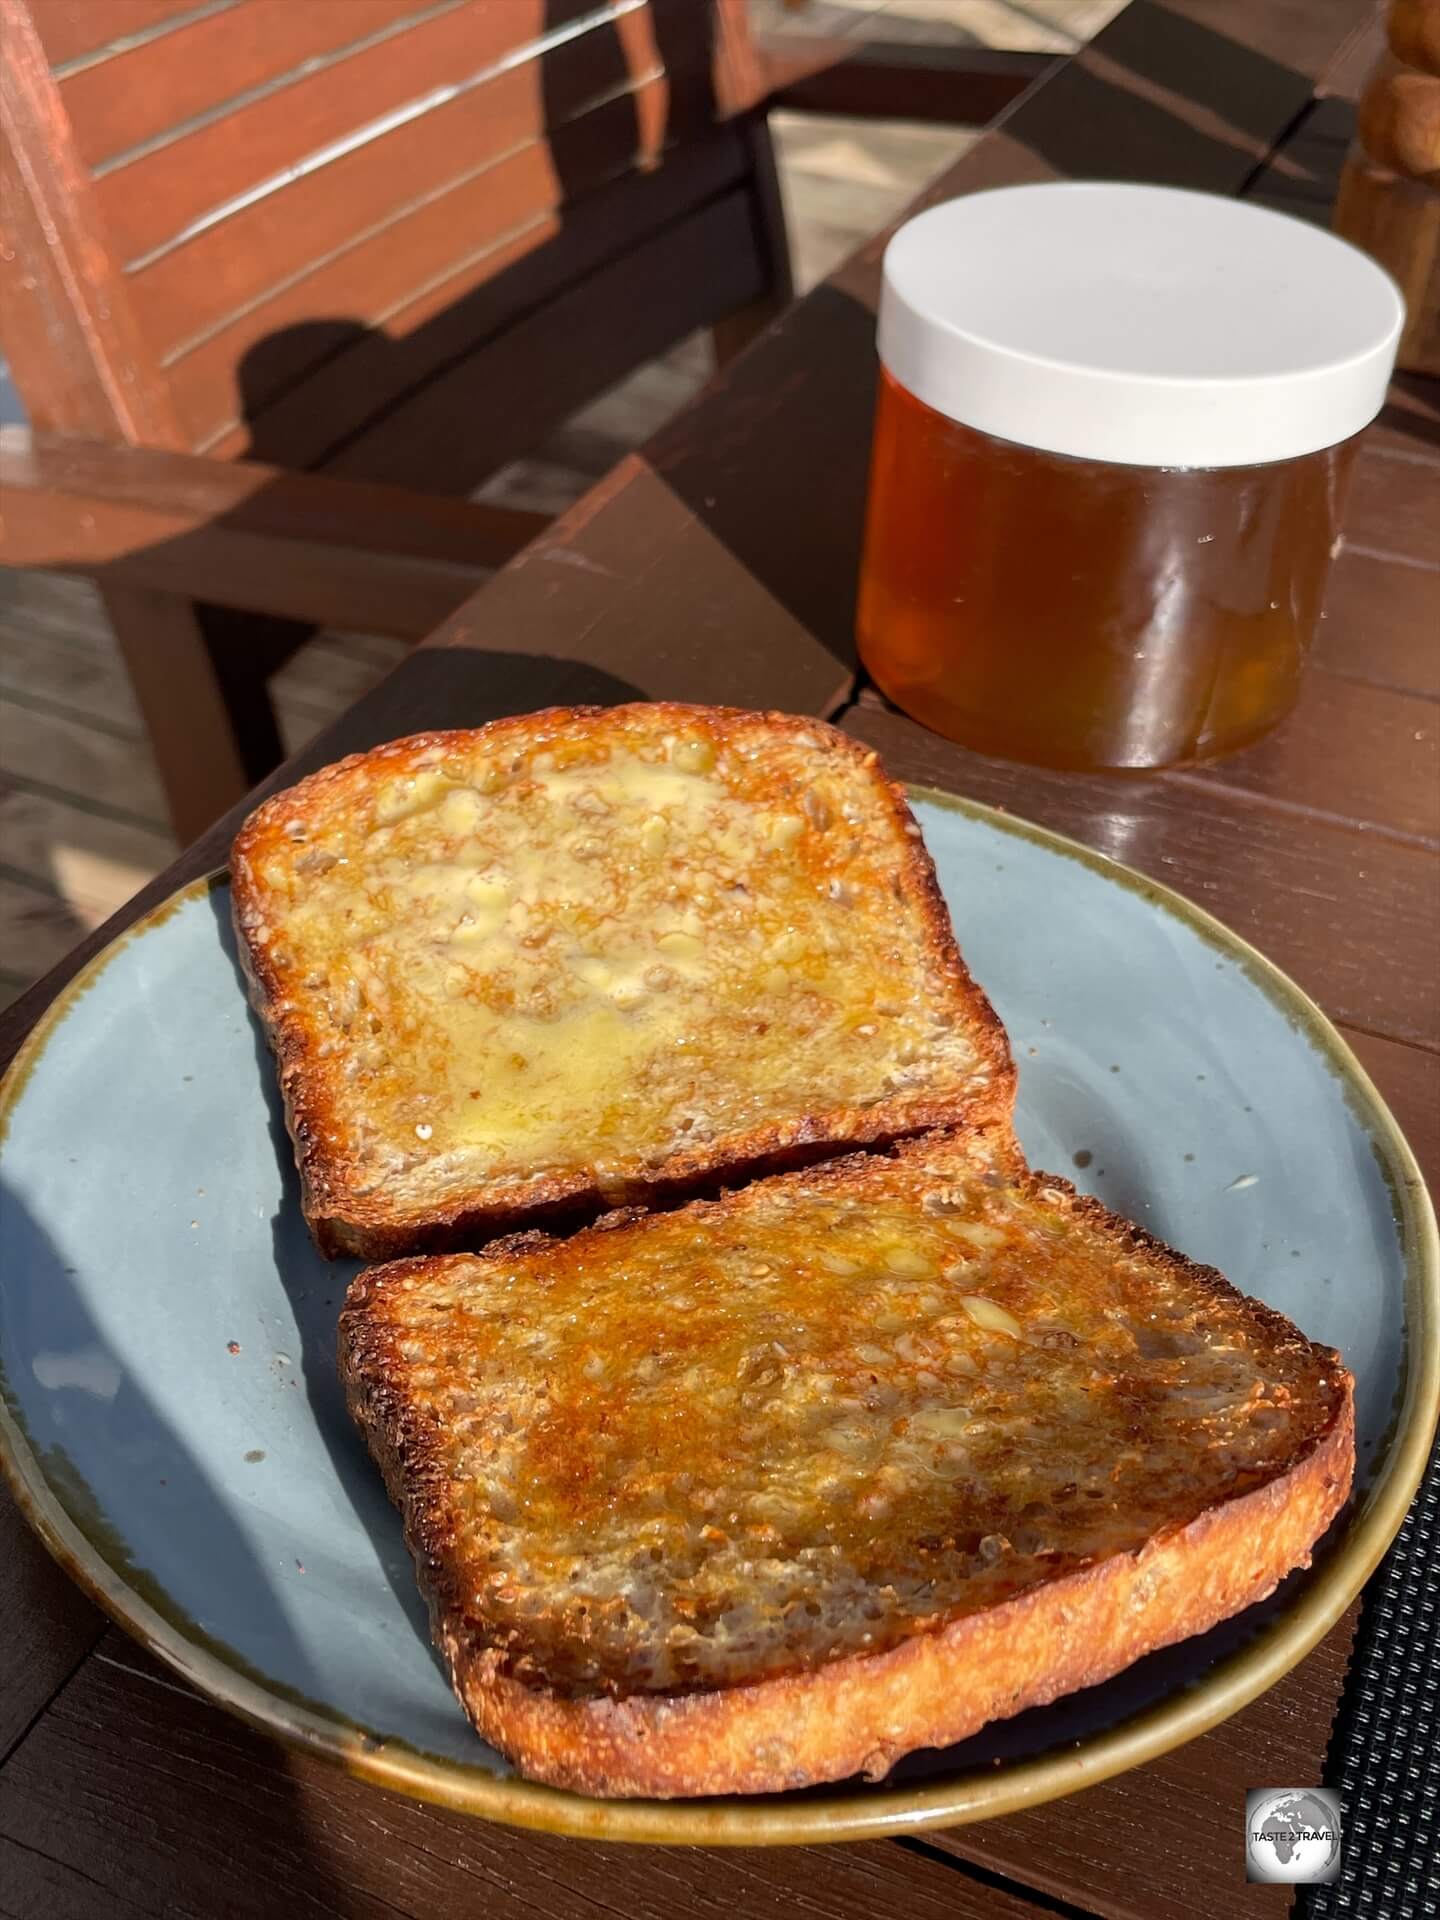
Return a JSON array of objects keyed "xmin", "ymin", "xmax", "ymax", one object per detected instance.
[
  {"xmin": 29, "ymin": 0, "xmax": 206, "ymax": 72},
  {"xmin": 88, "ymin": 0, "xmax": 608, "ymax": 266},
  {"xmin": 58, "ymin": 0, "xmax": 433, "ymax": 168},
  {"xmin": 0, "ymin": 427, "xmax": 545, "ymax": 632},
  {"xmin": 124, "ymin": 31, "xmax": 689, "ymax": 369}
]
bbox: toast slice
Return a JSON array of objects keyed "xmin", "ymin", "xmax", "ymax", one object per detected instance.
[
  {"xmin": 338, "ymin": 1128, "xmax": 1354, "ymax": 1798},
  {"xmin": 233, "ymin": 705, "xmax": 1011, "ymax": 1259}
]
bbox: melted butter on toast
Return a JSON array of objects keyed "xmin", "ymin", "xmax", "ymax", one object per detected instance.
[{"xmin": 235, "ymin": 711, "xmax": 1001, "ymax": 1217}]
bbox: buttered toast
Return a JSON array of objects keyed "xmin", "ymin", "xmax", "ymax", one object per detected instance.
[
  {"xmin": 233, "ymin": 706, "xmax": 1012, "ymax": 1259},
  {"xmin": 338, "ymin": 1128, "xmax": 1354, "ymax": 1798}
]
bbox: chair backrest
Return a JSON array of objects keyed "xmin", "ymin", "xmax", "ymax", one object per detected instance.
[{"xmin": 0, "ymin": 0, "xmax": 770, "ymax": 491}]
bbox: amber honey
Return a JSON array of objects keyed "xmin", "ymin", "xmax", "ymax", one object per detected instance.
[
  {"xmin": 863, "ymin": 183, "xmax": 1401, "ymax": 771},
  {"xmin": 858, "ymin": 370, "xmax": 1359, "ymax": 770}
]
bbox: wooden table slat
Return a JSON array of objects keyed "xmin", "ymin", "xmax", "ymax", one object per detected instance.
[
  {"xmin": 0, "ymin": 1499, "xmax": 102, "ymax": 1767},
  {"xmin": 1145, "ymin": 0, "xmax": 1386, "ymax": 86},
  {"xmin": 846, "ymin": 703, "xmax": 1440, "ymax": 1051},
  {"xmin": 922, "ymin": 1608, "xmax": 1358, "ymax": 1920},
  {"xmin": 0, "ymin": 1835, "xmax": 157, "ymax": 1920},
  {"xmin": 1179, "ymin": 667, "xmax": 1438, "ymax": 847},
  {"xmin": 1315, "ymin": 545, "xmax": 1440, "ymax": 699},
  {"xmin": 1342, "ymin": 446, "xmax": 1440, "ymax": 571},
  {"xmin": 1339, "ymin": 1028, "xmax": 1440, "ymax": 1195},
  {"xmin": 0, "ymin": 1633, "xmax": 1062, "ymax": 1920}
]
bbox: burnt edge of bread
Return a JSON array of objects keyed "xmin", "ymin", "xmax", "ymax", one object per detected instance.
[
  {"xmin": 232, "ymin": 705, "xmax": 1015, "ymax": 1260},
  {"xmin": 338, "ymin": 1139, "xmax": 1356, "ymax": 1798}
]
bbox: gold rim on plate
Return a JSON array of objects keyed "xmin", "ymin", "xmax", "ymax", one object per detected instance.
[{"xmin": 0, "ymin": 787, "xmax": 1435, "ymax": 1845}]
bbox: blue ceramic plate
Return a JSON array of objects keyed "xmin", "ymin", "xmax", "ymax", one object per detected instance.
[{"xmin": 1, "ymin": 790, "xmax": 1435, "ymax": 1844}]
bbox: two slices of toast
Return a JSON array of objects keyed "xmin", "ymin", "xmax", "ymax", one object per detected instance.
[{"xmin": 234, "ymin": 704, "xmax": 1353, "ymax": 1799}]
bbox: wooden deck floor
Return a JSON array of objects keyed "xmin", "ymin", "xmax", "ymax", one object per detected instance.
[{"xmin": 0, "ymin": 0, "xmax": 1122, "ymax": 1008}]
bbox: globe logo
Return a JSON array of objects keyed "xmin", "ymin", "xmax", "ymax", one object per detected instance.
[{"xmin": 1245, "ymin": 1788, "xmax": 1343, "ymax": 1884}]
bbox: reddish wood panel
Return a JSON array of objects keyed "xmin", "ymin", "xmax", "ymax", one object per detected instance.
[
  {"xmin": 27, "ymin": 0, "xmax": 199, "ymax": 70},
  {"xmin": 200, "ymin": 124, "xmax": 749, "ymax": 466},
  {"xmin": 89, "ymin": 0, "xmax": 590, "ymax": 265},
  {"xmin": 1316, "ymin": 544, "xmax": 1440, "ymax": 697},
  {"xmin": 56, "ymin": 0, "xmax": 428, "ymax": 168},
  {"xmin": 845, "ymin": 703, "xmax": 1440, "ymax": 1051},
  {"xmin": 0, "ymin": 0, "xmax": 262, "ymax": 841},
  {"xmin": 0, "ymin": 1634, "xmax": 1050, "ymax": 1920},
  {"xmin": 127, "ymin": 27, "xmax": 685, "ymax": 370}
]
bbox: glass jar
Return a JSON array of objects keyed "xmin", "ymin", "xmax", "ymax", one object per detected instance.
[{"xmin": 857, "ymin": 184, "xmax": 1404, "ymax": 770}]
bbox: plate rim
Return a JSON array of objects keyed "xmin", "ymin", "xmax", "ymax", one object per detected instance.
[{"xmin": 0, "ymin": 786, "xmax": 1434, "ymax": 1846}]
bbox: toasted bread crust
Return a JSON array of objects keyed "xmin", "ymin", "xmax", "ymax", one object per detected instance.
[
  {"xmin": 453, "ymin": 1404, "xmax": 1352, "ymax": 1797},
  {"xmin": 232, "ymin": 706, "xmax": 1013, "ymax": 1260},
  {"xmin": 339, "ymin": 1136, "xmax": 1355, "ymax": 1797}
]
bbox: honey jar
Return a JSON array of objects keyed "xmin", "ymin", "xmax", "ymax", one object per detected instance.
[{"xmin": 858, "ymin": 184, "xmax": 1405, "ymax": 769}]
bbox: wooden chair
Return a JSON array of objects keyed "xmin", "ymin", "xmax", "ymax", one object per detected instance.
[{"xmin": 0, "ymin": 0, "xmax": 792, "ymax": 838}]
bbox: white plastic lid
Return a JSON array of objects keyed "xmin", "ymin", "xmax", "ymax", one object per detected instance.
[{"xmin": 878, "ymin": 182, "xmax": 1405, "ymax": 468}]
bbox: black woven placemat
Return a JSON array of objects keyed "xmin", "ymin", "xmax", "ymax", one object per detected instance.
[{"xmin": 1301, "ymin": 1427, "xmax": 1440, "ymax": 1919}]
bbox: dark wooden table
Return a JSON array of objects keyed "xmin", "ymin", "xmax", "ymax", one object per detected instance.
[{"xmin": 2, "ymin": 4, "xmax": 1436, "ymax": 1917}]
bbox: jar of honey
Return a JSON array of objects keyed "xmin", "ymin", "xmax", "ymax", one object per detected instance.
[{"xmin": 858, "ymin": 184, "xmax": 1405, "ymax": 769}]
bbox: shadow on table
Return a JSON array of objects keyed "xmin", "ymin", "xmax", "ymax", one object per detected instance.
[
  {"xmin": 1378, "ymin": 374, "xmax": 1440, "ymax": 456},
  {"xmin": 648, "ymin": 280, "xmax": 877, "ymax": 675}
]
